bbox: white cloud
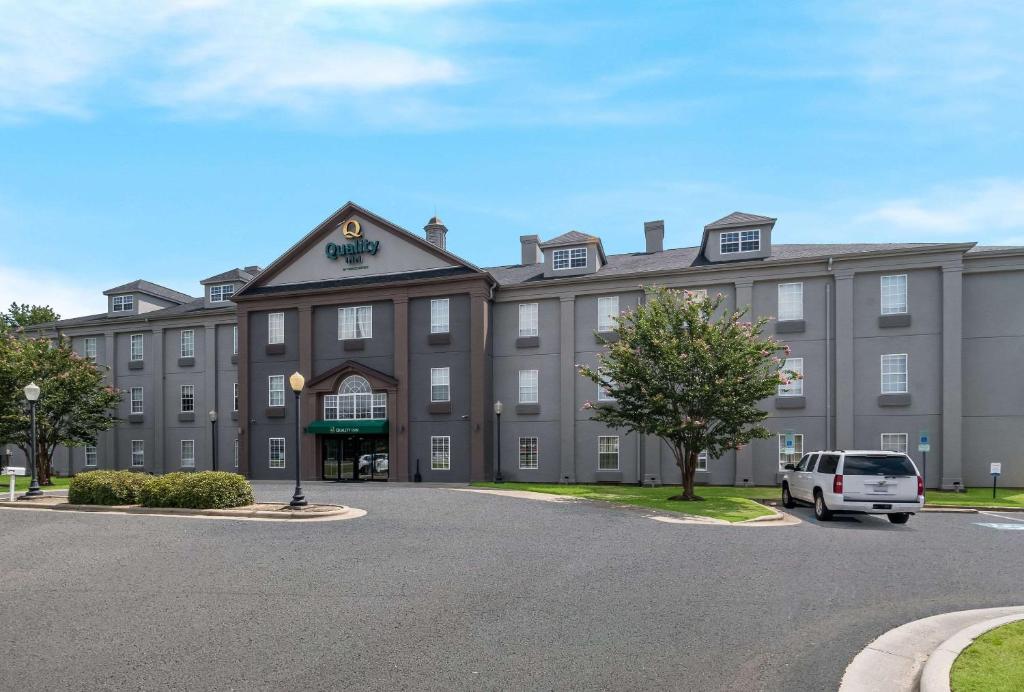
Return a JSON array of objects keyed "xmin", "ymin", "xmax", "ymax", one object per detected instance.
[
  {"xmin": 0, "ymin": 0, "xmax": 474, "ymax": 120},
  {"xmin": 858, "ymin": 179, "xmax": 1024, "ymax": 235},
  {"xmin": 0, "ymin": 264, "xmax": 109, "ymax": 318}
]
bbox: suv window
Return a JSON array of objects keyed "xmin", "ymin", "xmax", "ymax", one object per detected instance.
[
  {"xmin": 817, "ymin": 454, "xmax": 840, "ymax": 475},
  {"xmin": 842, "ymin": 454, "xmax": 916, "ymax": 476},
  {"xmin": 793, "ymin": 453, "xmax": 810, "ymax": 471}
]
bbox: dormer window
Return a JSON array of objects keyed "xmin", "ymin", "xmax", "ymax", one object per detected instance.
[
  {"xmin": 552, "ymin": 247, "xmax": 587, "ymax": 270},
  {"xmin": 112, "ymin": 294, "xmax": 134, "ymax": 312},
  {"xmin": 720, "ymin": 229, "xmax": 761, "ymax": 254},
  {"xmin": 210, "ymin": 284, "xmax": 235, "ymax": 303}
]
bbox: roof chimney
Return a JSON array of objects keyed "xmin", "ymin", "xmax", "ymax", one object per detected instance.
[
  {"xmin": 644, "ymin": 220, "xmax": 664, "ymax": 253},
  {"xmin": 520, "ymin": 234, "xmax": 542, "ymax": 265},
  {"xmin": 424, "ymin": 216, "xmax": 447, "ymax": 251}
]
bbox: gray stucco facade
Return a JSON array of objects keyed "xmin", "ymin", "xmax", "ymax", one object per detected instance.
[{"xmin": 13, "ymin": 202, "xmax": 1024, "ymax": 489}]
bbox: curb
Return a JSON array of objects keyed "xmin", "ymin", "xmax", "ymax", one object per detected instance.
[
  {"xmin": 919, "ymin": 613, "xmax": 1024, "ymax": 692},
  {"xmin": 839, "ymin": 606, "xmax": 1024, "ymax": 692},
  {"xmin": 927, "ymin": 504, "xmax": 1024, "ymax": 512},
  {"xmin": 0, "ymin": 500, "xmax": 360, "ymax": 521}
]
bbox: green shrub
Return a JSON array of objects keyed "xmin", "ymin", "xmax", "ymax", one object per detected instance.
[
  {"xmin": 140, "ymin": 471, "xmax": 253, "ymax": 509},
  {"xmin": 68, "ymin": 470, "xmax": 154, "ymax": 505}
]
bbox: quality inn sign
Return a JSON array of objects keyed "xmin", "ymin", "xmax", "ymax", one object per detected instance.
[{"xmin": 325, "ymin": 219, "xmax": 380, "ymax": 265}]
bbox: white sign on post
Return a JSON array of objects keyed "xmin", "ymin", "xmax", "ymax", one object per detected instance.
[
  {"xmin": 918, "ymin": 431, "xmax": 930, "ymax": 453},
  {"xmin": 5, "ymin": 467, "xmax": 25, "ymax": 502},
  {"xmin": 784, "ymin": 432, "xmax": 795, "ymax": 455},
  {"xmin": 991, "ymin": 463, "xmax": 1002, "ymax": 476}
]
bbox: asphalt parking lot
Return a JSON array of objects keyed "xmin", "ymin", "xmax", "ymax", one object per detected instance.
[{"xmin": 3, "ymin": 483, "xmax": 1024, "ymax": 691}]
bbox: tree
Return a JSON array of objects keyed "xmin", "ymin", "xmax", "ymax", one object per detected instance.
[
  {"xmin": 1, "ymin": 303, "xmax": 59, "ymax": 333},
  {"xmin": 577, "ymin": 286, "xmax": 796, "ymax": 501},
  {"xmin": 0, "ymin": 334, "xmax": 121, "ymax": 484}
]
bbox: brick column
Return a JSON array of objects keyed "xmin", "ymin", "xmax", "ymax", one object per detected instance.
[
  {"xmin": 834, "ymin": 270, "xmax": 855, "ymax": 449},
  {"xmin": 733, "ymin": 280, "xmax": 755, "ymax": 485},
  {"xmin": 152, "ymin": 327, "xmax": 165, "ymax": 473},
  {"xmin": 559, "ymin": 296, "xmax": 576, "ymax": 483},
  {"xmin": 203, "ymin": 325, "xmax": 216, "ymax": 471},
  {"xmin": 469, "ymin": 291, "xmax": 489, "ymax": 481},
  {"xmin": 103, "ymin": 330, "xmax": 116, "ymax": 469},
  {"xmin": 237, "ymin": 309, "xmax": 251, "ymax": 478},
  {"xmin": 298, "ymin": 306, "xmax": 316, "ymax": 480},
  {"xmin": 393, "ymin": 296, "xmax": 410, "ymax": 481},
  {"xmin": 941, "ymin": 263, "xmax": 964, "ymax": 488}
]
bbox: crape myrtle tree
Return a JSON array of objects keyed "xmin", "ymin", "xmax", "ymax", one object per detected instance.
[
  {"xmin": 0, "ymin": 302, "xmax": 59, "ymax": 334},
  {"xmin": 0, "ymin": 334, "xmax": 121, "ymax": 485},
  {"xmin": 577, "ymin": 286, "xmax": 797, "ymax": 501}
]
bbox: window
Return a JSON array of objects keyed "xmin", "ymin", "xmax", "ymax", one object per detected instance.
[
  {"xmin": 180, "ymin": 440, "xmax": 195, "ymax": 468},
  {"xmin": 598, "ymin": 436, "xmax": 619, "ymax": 470},
  {"xmin": 338, "ymin": 306, "xmax": 372, "ymax": 340},
  {"xmin": 83, "ymin": 337, "xmax": 97, "ymax": 360},
  {"xmin": 519, "ymin": 437, "xmax": 539, "ymax": 469},
  {"xmin": 843, "ymin": 454, "xmax": 916, "ymax": 476},
  {"xmin": 817, "ymin": 454, "xmax": 840, "ymax": 475},
  {"xmin": 85, "ymin": 445, "xmax": 97, "ymax": 467},
  {"xmin": 597, "ymin": 369, "xmax": 616, "ymax": 401},
  {"xmin": 180, "ymin": 329, "xmax": 195, "ymax": 358},
  {"xmin": 880, "ymin": 274, "xmax": 908, "ymax": 315},
  {"xmin": 130, "ymin": 333, "xmax": 144, "ymax": 361},
  {"xmin": 685, "ymin": 289, "xmax": 708, "ymax": 302},
  {"xmin": 210, "ymin": 284, "xmax": 235, "ymax": 302},
  {"xmin": 130, "ymin": 387, "xmax": 144, "ymax": 415},
  {"xmin": 233, "ymin": 383, "xmax": 239, "ymax": 412},
  {"xmin": 720, "ymin": 229, "xmax": 760, "ymax": 254},
  {"xmin": 131, "ymin": 440, "xmax": 144, "ymax": 467},
  {"xmin": 552, "ymin": 247, "xmax": 587, "ymax": 270},
  {"xmin": 112, "ymin": 294, "xmax": 134, "ymax": 312},
  {"xmin": 518, "ymin": 303, "xmax": 539, "ymax": 337},
  {"xmin": 777, "ymin": 282, "xmax": 803, "ymax": 321},
  {"xmin": 518, "ymin": 369, "xmax": 539, "ymax": 404},
  {"xmin": 697, "ymin": 450, "xmax": 708, "ymax": 472},
  {"xmin": 777, "ymin": 433, "xmax": 804, "ymax": 469},
  {"xmin": 778, "ymin": 357, "xmax": 804, "ymax": 396},
  {"xmin": 233, "ymin": 438, "xmax": 239, "ymax": 468},
  {"xmin": 881, "ymin": 354, "xmax": 908, "ymax": 394},
  {"xmin": 431, "ymin": 436, "xmax": 451, "ymax": 470},
  {"xmin": 597, "ymin": 296, "xmax": 619, "ymax": 332},
  {"xmin": 269, "ymin": 438, "xmax": 286, "ymax": 469},
  {"xmin": 268, "ymin": 312, "xmax": 284, "ymax": 344},
  {"xmin": 880, "ymin": 433, "xmax": 909, "ymax": 455},
  {"xmin": 268, "ymin": 375, "xmax": 285, "ymax": 407},
  {"xmin": 232, "ymin": 325, "xmax": 238, "ymax": 355},
  {"xmin": 180, "ymin": 385, "xmax": 195, "ymax": 412},
  {"xmin": 430, "ymin": 299, "xmax": 449, "ymax": 334},
  {"xmin": 430, "ymin": 368, "xmax": 450, "ymax": 402},
  {"xmin": 324, "ymin": 376, "xmax": 387, "ymax": 420}
]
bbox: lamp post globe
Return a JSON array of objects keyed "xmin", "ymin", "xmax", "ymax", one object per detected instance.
[
  {"xmin": 289, "ymin": 372, "xmax": 307, "ymax": 508},
  {"xmin": 493, "ymin": 400, "xmax": 503, "ymax": 483},
  {"xmin": 208, "ymin": 410, "xmax": 219, "ymax": 471},
  {"xmin": 20, "ymin": 381, "xmax": 43, "ymax": 499}
]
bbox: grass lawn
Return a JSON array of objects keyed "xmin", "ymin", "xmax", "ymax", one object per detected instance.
[
  {"xmin": 4, "ymin": 476, "xmax": 72, "ymax": 493},
  {"xmin": 925, "ymin": 487, "xmax": 1024, "ymax": 509},
  {"xmin": 951, "ymin": 620, "xmax": 1024, "ymax": 692},
  {"xmin": 471, "ymin": 482, "xmax": 779, "ymax": 522}
]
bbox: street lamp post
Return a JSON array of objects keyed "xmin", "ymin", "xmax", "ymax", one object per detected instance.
[
  {"xmin": 494, "ymin": 400, "xmax": 503, "ymax": 483},
  {"xmin": 288, "ymin": 372, "xmax": 307, "ymax": 508},
  {"xmin": 20, "ymin": 382, "xmax": 43, "ymax": 499},
  {"xmin": 208, "ymin": 410, "xmax": 218, "ymax": 471}
]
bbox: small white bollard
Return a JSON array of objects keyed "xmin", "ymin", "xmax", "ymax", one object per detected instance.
[{"xmin": 5, "ymin": 467, "xmax": 26, "ymax": 501}]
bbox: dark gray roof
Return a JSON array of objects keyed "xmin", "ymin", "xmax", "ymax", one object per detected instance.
[
  {"xmin": 243, "ymin": 266, "xmax": 477, "ymax": 297},
  {"xmin": 40, "ymin": 297, "xmax": 234, "ymax": 331},
  {"xmin": 486, "ymin": 242, "xmax": 965, "ymax": 287},
  {"xmin": 200, "ymin": 267, "xmax": 258, "ymax": 285},
  {"xmin": 704, "ymin": 212, "xmax": 777, "ymax": 230},
  {"xmin": 102, "ymin": 279, "xmax": 194, "ymax": 304},
  {"xmin": 539, "ymin": 230, "xmax": 602, "ymax": 248}
]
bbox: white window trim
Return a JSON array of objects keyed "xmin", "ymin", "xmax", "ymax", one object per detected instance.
[
  {"xmin": 269, "ymin": 437, "xmax": 286, "ymax": 469},
  {"xmin": 112, "ymin": 294, "xmax": 134, "ymax": 312},
  {"xmin": 518, "ymin": 303, "xmax": 539, "ymax": 338},
  {"xmin": 268, "ymin": 312, "xmax": 285, "ymax": 345},
  {"xmin": 777, "ymin": 282, "xmax": 804, "ymax": 321},
  {"xmin": 430, "ymin": 298, "xmax": 450, "ymax": 334},
  {"xmin": 130, "ymin": 440, "xmax": 144, "ymax": 468},
  {"xmin": 338, "ymin": 306, "xmax": 373, "ymax": 340},
  {"xmin": 518, "ymin": 436, "xmax": 539, "ymax": 469},
  {"xmin": 430, "ymin": 435, "xmax": 451, "ymax": 470},
  {"xmin": 130, "ymin": 387, "xmax": 144, "ymax": 415},
  {"xmin": 880, "ymin": 353, "xmax": 909, "ymax": 394},
  {"xmin": 232, "ymin": 325, "xmax": 239, "ymax": 355},
  {"xmin": 209, "ymin": 283, "xmax": 235, "ymax": 303},
  {"xmin": 233, "ymin": 382, "xmax": 239, "ymax": 412},
  {"xmin": 880, "ymin": 274, "xmax": 908, "ymax": 315},
  {"xmin": 268, "ymin": 375, "xmax": 285, "ymax": 407},
  {"xmin": 880, "ymin": 433, "xmax": 909, "ymax": 454},
  {"xmin": 180, "ymin": 384, "xmax": 195, "ymax": 413},
  {"xmin": 552, "ymin": 247, "xmax": 587, "ymax": 271},
  {"xmin": 518, "ymin": 369, "xmax": 539, "ymax": 404},
  {"xmin": 597, "ymin": 369, "xmax": 615, "ymax": 402},
  {"xmin": 430, "ymin": 367, "xmax": 451, "ymax": 403},
  {"xmin": 180, "ymin": 440, "xmax": 196, "ymax": 468},
  {"xmin": 777, "ymin": 433, "xmax": 804, "ymax": 469},
  {"xmin": 778, "ymin": 357, "xmax": 804, "ymax": 397},
  {"xmin": 129, "ymin": 333, "xmax": 144, "ymax": 362},
  {"xmin": 233, "ymin": 438, "xmax": 239, "ymax": 468},
  {"xmin": 697, "ymin": 450, "xmax": 708, "ymax": 472},
  {"xmin": 597, "ymin": 296, "xmax": 619, "ymax": 332},
  {"xmin": 180, "ymin": 329, "xmax": 195, "ymax": 358},
  {"xmin": 83, "ymin": 337, "xmax": 98, "ymax": 360},
  {"xmin": 85, "ymin": 445, "xmax": 97, "ymax": 467},
  {"xmin": 598, "ymin": 435, "xmax": 620, "ymax": 471},
  {"xmin": 720, "ymin": 229, "xmax": 761, "ymax": 254}
]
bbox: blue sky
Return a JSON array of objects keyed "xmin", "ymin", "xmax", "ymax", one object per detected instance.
[{"xmin": 1, "ymin": 0, "xmax": 1022, "ymax": 317}]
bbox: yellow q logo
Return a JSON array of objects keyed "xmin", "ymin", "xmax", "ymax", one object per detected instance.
[{"xmin": 341, "ymin": 220, "xmax": 362, "ymax": 239}]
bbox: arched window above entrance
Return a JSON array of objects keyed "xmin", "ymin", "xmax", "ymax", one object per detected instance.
[{"xmin": 325, "ymin": 375, "xmax": 386, "ymax": 420}]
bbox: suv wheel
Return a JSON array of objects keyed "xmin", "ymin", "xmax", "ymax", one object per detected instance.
[
  {"xmin": 887, "ymin": 513, "xmax": 910, "ymax": 525},
  {"xmin": 814, "ymin": 491, "xmax": 833, "ymax": 521},
  {"xmin": 782, "ymin": 484, "xmax": 796, "ymax": 509}
]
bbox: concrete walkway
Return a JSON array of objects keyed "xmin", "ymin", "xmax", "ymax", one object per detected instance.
[{"xmin": 839, "ymin": 605, "xmax": 1024, "ymax": 691}]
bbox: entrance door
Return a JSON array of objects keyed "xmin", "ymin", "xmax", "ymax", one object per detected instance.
[
  {"xmin": 322, "ymin": 438, "xmax": 341, "ymax": 481},
  {"xmin": 321, "ymin": 435, "xmax": 389, "ymax": 481}
]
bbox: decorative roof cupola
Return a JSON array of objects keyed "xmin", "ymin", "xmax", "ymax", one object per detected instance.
[
  {"xmin": 200, "ymin": 267, "xmax": 261, "ymax": 307},
  {"xmin": 424, "ymin": 216, "xmax": 448, "ymax": 250},
  {"xmin": 102, "ymin": 280, "xmax": 194, "ymax": 317},
  {"xmin": 538, "ymin": 231, "xmax": 607, "ymax": 278},
  {"xmin": 699, "ymin": 211, "xmax": 776, "ymax": 263}
]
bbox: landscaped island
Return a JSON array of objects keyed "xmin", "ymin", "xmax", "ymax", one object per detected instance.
[{"xmin": 69, "ymin": 470, "xmax": 253, "ymax": 509}]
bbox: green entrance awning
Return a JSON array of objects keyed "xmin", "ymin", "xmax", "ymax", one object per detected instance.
[{"xmin": 306, "ymin": 419, "xmax": 389, "ymax": 435}]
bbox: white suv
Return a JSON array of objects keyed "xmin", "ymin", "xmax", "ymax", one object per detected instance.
[{"xmin": 780, "ymin": 450, "xmax": 924, "ymax": 524}]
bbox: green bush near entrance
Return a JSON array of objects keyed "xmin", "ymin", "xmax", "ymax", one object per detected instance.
[
  {"xmin": 140, "ymin": 471, "xmax": 254, "ymax": 509},
  {"xmin": 68, "ymin": 470, "xmax": 152, "ymax": 505}
]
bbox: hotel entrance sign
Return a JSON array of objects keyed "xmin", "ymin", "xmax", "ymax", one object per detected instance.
[{"xmin": 325, "ymin": 219, "xmax": 380, "ymax": 265}]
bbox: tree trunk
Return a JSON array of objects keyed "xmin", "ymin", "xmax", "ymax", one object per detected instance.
[
  {"xmin": 36, "ymin": 441, "xmax": 51, "ymax": 486},
  {"xmin": 669, "ymin": 446, "xmax": 704, "ymax": 501}
]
